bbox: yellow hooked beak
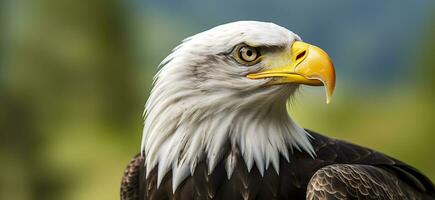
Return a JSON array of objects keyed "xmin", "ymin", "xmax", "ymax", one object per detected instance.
[{"xmin": 246, "ymin": 41, "xmax": 336, "ymax": 103}]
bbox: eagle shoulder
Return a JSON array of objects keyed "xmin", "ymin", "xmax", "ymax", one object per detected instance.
[
  {"xmin": 306, "ymin": 164, "xmax": 426, "ymax": 200},
  {"xmin": 305, "ymin": 130, "xmax": 435, "ymax": 200},
  {"xmin": 120, "ymin": 154, "xmax": 144, "ymax": 200}
]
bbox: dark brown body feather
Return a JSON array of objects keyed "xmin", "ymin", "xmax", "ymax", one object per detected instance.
[{"xmin": 121, "ymin": 130, "xmax": 435, "ymax": 200}]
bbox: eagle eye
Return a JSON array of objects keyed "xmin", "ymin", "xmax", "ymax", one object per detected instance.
[{"xmin": 233, "ymin": 45, "xmax": 261, "ymax": 65}]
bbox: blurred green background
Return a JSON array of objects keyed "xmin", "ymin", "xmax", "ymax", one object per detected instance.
[{"xmin": 0, "ymin": 0, "xmax": 434, "ymax": 199}]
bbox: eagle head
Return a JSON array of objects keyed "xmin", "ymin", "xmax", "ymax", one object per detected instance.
[{"xmin": 141, "ymin": 21, "xmax": 336, "ymax": 191}]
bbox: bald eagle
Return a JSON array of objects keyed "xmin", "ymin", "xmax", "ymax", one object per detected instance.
[{"xmin": 121, "ymin": 21, "xmax": 434, "ymax": 200}]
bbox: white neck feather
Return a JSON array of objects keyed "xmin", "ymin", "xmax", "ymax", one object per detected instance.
[{"xmin": 141, "ymin": 82, "xmax": 314, "ymax": 192}]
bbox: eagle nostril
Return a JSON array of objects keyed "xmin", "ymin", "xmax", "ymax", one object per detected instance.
[{"xmin": 296, "ymin": 50, "xmax": 306, "ymax": 61}]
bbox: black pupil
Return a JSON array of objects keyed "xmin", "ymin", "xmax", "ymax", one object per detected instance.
[{"xmin": 246, "ymin": 49, "xmax": 253, "ymax": 57}]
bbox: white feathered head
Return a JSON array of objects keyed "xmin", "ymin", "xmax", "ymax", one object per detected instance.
[{"xmin": 141, "ymin": 21, "xmax": 335, "ymax": 191}]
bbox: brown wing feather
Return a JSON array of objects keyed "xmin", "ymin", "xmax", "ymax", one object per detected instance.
[
  {"xmin": 307, "ymin": 164, "xmax": 426, "ymax": 200},
  {"xmin": 120, "ymin": 154, "xmax": 144, "ymax": 200},
  {"xmin": 305, "ymin": 130, "xmax": 435, "ymax": 198}
]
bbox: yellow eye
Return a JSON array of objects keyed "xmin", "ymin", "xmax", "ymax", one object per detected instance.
[{"xmin": 235, "ymin": 45, "xmax": 260, "ymax": 64}]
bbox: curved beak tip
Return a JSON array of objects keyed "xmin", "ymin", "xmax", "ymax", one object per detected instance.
[
  {"xmin": 297, "ymin": 43, "xmax": 336, "ymax": 104},
  {"xmin": 326, "ymin": 94, "xmax": 332, "ymax": 104},
  {"xmin": 324, "ymin": 76, "xmax": 336, "ymax": 104},
  {"xmin": 318, "ymin": 79, "xmax": 335, "ymax": 104}
]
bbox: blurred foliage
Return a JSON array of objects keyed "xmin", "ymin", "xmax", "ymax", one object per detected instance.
[
  {"xmin": 0, "ymin": 1, "xmax": 434, "ymax": 200},
  {"xmin": 0, "ymin": 0, "xmax": 144, "ymax": 199}
]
